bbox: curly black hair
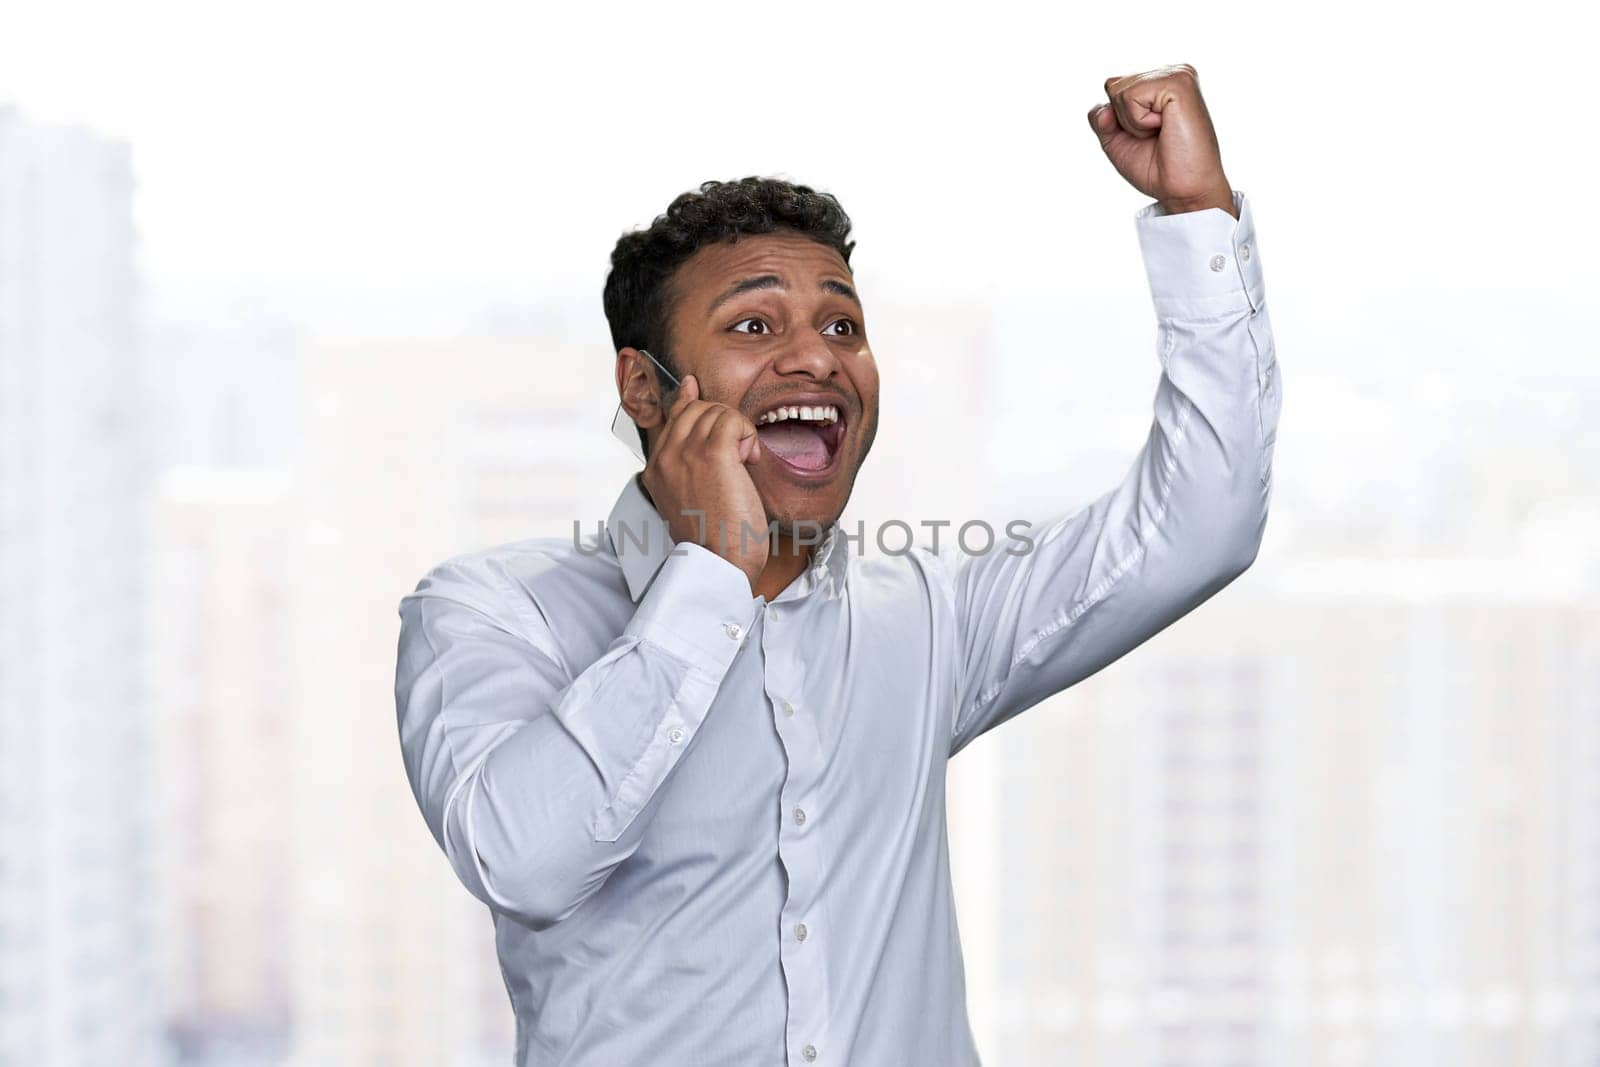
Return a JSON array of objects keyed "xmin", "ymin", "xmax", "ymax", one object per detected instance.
[{"xmin": 603, "ymin": 176, "xmax": 856, "ymax": 455}]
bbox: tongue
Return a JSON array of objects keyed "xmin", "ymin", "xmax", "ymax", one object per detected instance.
[{"xmin": 757, "ymin": 422, "xmax": 830, "ymax": 471}]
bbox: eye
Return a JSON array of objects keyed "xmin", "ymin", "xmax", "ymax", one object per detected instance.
[
  {"xmin": 730, "ymin": 317, "xmax": 769, "ymax": 335},
  {"xmin": 824, "ymin": 318, "xmax": 857, "ymax": 337}
]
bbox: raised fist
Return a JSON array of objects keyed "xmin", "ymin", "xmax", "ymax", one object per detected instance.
[{"xmin": 1088, "ymin": 64, "xmax": 1235, "ymax": 218}]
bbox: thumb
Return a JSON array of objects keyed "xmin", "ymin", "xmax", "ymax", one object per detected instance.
[{"xmin": 1087, "ymin": 104, "xmax": 1117, "ymax": 149}]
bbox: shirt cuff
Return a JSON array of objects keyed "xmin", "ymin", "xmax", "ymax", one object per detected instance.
[
  {"xmin": 622, "ymin": 540, "xmax": 759, "ymax": 678},
  {"xmin": 1135, "ymin": 189, "xmax": 1264, "ymax": 320}
]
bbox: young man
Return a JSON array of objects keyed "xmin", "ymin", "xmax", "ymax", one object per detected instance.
[{"xmin": 395, "ymin": 64, "xmax": 1279, "ymax": 1066}]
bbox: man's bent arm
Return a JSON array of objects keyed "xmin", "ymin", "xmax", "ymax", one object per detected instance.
[
  {"xmin": 946, "ymin": 190, "xmax": 1279, "ymax": 755},
  {"xmin": 394, "ymin": 543, "xmax": 759, "ymax": 929}
]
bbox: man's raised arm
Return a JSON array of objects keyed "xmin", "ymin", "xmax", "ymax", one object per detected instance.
[{"xmin": 945, "ymin": 65, "xmax": 1281, "ymax": 755}]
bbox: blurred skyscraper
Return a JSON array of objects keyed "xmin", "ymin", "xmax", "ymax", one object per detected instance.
[
  {"xmin": 283, "ymin": 331, "xmax": 624, "ymax": 1066},
  {"xmin": 0, "ymin": 106, "xmax": 163, "ymax": 1064},
  {"xmin": 149, "ymin": 467, "xmax": 294, "ymax": 1065},
  {"xmin": 953, "ymin": 538, "xmax": 1600, "ymax": 1067},
  {"xmin": 138, "ymin": 219, "xmax": 304, "ymax": 1067}
]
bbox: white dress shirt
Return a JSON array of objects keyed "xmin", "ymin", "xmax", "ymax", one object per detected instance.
[{"xmin": 393, "ymin": 190, "xmax": 1278, "ymax": 1066}]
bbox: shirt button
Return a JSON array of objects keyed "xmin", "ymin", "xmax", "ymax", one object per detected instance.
[
  {"xmin": 794, "ymin": 921, "xmax": 808, "ymax": 941},
  {"xmin": 802, "ymin": 1044, "xmax": 818, "ymax": 1062},
  {"xmin": 781, "ymin": 700, "xmax": 795, "ymax": 717},
  {"xmin": 723, "ymin": 622, "xmax": 743, "ymax": 641},
  {"xmin": 1208, "ymin": 253, "xmax": 1226, "ymax": 272},
  {"xmin": 766, "ymin": 605, "xmax": 779, "ymax": 623},
  {"xmin": 793, "ymin": 807, "xmax": 807, "ymax": 826},
  {"xmin": 1240, "ymin": 243, "xmax": 1252, "ymax": 262},
  {"xmin": 667, "ymin": 727, "xmax": 685, "ymax": 745}
]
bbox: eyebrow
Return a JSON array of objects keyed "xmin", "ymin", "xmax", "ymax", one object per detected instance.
[{"xmin": 706, "ymin": 275, "xmax": 860, "ymax": 317}]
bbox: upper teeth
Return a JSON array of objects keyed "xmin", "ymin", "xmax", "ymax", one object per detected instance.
[{"xmin": 758, "ymin": 404, "xmax": 839, "ymax": 425}]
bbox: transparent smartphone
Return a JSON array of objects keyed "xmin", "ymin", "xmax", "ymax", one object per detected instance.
[{"xmin": 609, "ymin": 349, "xmax": 679, "ymax": 463}]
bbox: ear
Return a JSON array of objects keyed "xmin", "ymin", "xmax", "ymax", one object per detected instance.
[{"xmin": 615, "ymin": 348, "xmax": 668, "ymax": 431}]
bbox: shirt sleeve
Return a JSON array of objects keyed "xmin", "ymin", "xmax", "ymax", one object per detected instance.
[
  {"xmin": 393, "ymin": 540, "xmax": 760, "ymax": 929},
  {"xmin": 945, "ymin": 189, "xmax": 1280, "ymax": 757}
]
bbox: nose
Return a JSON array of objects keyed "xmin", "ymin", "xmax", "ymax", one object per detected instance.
[{"xmin": 771, "ymin": 330, "xmax": 842, "ymax": 381}]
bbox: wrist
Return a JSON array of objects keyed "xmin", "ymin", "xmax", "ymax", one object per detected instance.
[{"xmin": 1160, "ymin": 183, "xmax": 1236, "ymax": 219}]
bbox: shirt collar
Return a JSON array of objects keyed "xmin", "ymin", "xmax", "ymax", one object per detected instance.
[
  {"xmin": 605, "ymin": 473, "xmax": 850, "ymax": 603},
  {"xmin": 605, "ymin": 473, "xmax": 674, "ymax": 603},
  {"xmin": 793, "ymin": 516, "xmax": 850, "ymax": 602}
]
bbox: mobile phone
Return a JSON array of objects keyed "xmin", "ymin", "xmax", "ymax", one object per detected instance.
[{"xmin": 609, "ymin": 349, "xmax": 679, "ymax": 463}]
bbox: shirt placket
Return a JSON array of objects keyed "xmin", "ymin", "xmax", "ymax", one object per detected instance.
[{"xmin": 761, "ymin": 567, "xmax": 833, "ymax": 1065}]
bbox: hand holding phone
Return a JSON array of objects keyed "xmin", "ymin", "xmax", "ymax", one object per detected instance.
[{"xmin": 636, "ymin": 373, "xmax": 768, "ymax": 591}]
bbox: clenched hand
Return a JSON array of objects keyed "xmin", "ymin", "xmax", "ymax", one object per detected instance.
[{"xmin": 1089, "ymin": 64, "xmax": 1236, "ymax": 219}]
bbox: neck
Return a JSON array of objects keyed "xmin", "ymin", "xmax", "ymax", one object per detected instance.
[{"xmin": 756, "ymin": 532, "xmax": 815, "ymax": 601}]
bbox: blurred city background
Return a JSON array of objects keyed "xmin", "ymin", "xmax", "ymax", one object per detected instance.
[{"xmin": 1, "ymin": 3, "xmax": 1596, "ymax": 1065}]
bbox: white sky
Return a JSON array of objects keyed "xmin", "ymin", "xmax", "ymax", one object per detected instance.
[{"xmin": 2, "ymin": 0, "xmax": 1590, "ymax": 336}]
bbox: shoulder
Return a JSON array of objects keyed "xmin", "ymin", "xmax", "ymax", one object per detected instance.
[{"xmin": 398, "ymin": 527, "xmax": 623, "ymax": 645}]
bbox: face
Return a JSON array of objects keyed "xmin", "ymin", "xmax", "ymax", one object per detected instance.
[{"xmin": 618, "ymin": 230, "xmax": 880, "ymax": 534}]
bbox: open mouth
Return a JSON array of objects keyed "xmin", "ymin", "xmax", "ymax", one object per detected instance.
[{"xmin": 753, "ymin": 400, "xmax": 847, "ymax": 477}]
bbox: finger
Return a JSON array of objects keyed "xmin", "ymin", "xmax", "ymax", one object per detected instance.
[
  {"xmin": 1109, "ymin": 64, "xmax": 1198, "ymax": 97},
  {"xmin": 1087, "ymin": 102, "xmax": 1144, "ymax": 158},
  {"xmin": 742, "ymin": 419, "xmax": 761, "ymax": 463},
  {"xmin": 699, "ymin": 405, "xmax": 750, "ymax": 451},
  {"xmin": 704, "ymin": 406, "xmax": 762, "ymax": 466},
  {"xmin": 657, "ymin": 378, "xmax": 712, "ymax": 461},
  {"xmin": 1115, "ymin": 65, "xmax": 1202, "ymax": 135},
  {"xmin": 663, "ymin": 407, "xmax": 715, "ymax": 463},
  {"xmin": 657, "ymin": 372, "xmax": 697, "ymax": 437},
  {"xmin": 1087, "ymin": 103, "xmax": 1118, "ymax": 149},
  {"xmin": 663, "ymin": 374, "xmax": 703, "ymax": 437},
  {"xmin": 735, "ymin": 412, "xmax": 761, "ymax": 463},
  {"xmin": 1105, "ymin": 74, "xmax": 1156, "ymax": 141},
  {"xmin": 668, "ymin": 398, "xmax": 746, "ymax": 471},
  {"xmin": 675, "ymin": 373, "xmax": 699, "ymax": 409},
  {"xmin": 1154, "ymin": 66, "xmax": 1215, "ymax": 132}
]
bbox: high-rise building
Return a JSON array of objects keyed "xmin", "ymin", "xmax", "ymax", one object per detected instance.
[
  {"xmin": 0, "ymin": 105, "xmax": 163, "ymax": 1064},
  {"xmin": 951, "ymin": 541, "xmax": 1600, "ymax": 1067},
  {"xmin": 148, "ymin": 466, "xmax": 295, "ymax": 1064},
  {"xmin": 283, "ymin": 332, "xmax": 627, "ymax": 1066}
]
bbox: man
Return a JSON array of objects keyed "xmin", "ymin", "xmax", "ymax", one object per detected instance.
[{"xmin": 394, "ymin": 64, "xmax": 1279, "ymax": 1066}]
